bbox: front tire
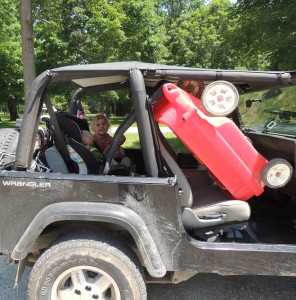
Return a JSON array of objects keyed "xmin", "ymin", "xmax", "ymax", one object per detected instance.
[{"xmin": 28, "ymin": 234, "xmax": 147, "ymax": 300}]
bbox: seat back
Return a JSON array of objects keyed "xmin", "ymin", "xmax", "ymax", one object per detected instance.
[
  {"xmin": 54, "ymin": 112, "xmax": 100, "ymax": 175},
  {"xmin": 44, "ymin": 145, "xmax": 69, "ymax": 173},
  {"xmin": 55, "ymin": 112, "xmax": 88, "ymax": 143},
  {"xmin": 157, "ymin": 128, "xmax": 193, "ymax": 208}
]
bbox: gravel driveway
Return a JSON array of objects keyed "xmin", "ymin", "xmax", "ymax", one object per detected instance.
[{"xmin": 1, "ymin": 256, "xmax": 296, "ymax": 300}]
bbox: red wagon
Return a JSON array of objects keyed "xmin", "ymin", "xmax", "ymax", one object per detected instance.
[{"xmin": 153, "ymin": 83, "xmax": 292, "ymax": 201}]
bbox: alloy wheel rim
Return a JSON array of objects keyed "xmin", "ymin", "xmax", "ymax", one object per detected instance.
[{"xmin": 51, "ymin": 265, "xmax": 121, "ymax": 300}]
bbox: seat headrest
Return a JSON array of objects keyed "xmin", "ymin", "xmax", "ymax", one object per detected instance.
[{"xmin": 55, "ymin": 112, "xmax": 89, "ymax": 143}]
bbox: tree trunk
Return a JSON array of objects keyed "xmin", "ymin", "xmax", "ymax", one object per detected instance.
[
  {"xmin": 20, "ymin": 0, "xmax": 36, "ymax": 99},
  {"xmin": 100, "ymin": 96, "xmax": 106, "ymax": 115},
  {"xmin": 114, "ymin": 102, "xmax": 117, "ymax": 116},
  {"xmin": 8, "ymin": 98, "xmax": 19, "ymax": 121}
]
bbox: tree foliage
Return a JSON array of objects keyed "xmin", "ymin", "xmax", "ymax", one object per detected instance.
[
  {"xmin": 0, "ymin": 0, "xmax": 295, "ymax": 118},
  {"xmin": 0, "ymin": 0, "xmax": 23, "ymax": 119},
  {"xmin": 164, "ymin": 0, "xmax": 237, "ymax": 68},
  {"xmin": 33, "ymin": 0, "xmax": 166, "ymax": 70},
  {"xmin": 231, "ymin": 0, "xmax": 296, "ymax": 70}
]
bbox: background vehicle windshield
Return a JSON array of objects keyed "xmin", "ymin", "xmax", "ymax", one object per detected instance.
[{"xmin": 239, "ymin": 86, "xmax": 296, "ymax": 136}]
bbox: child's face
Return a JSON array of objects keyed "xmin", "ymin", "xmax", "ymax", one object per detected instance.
[
  {"xmin": 83, "ymin": 136, "xmax": 94, "ymax": 149},
  {"xmin": 93, "ymin": 118, "xmax": 109, "ymax": 136}
]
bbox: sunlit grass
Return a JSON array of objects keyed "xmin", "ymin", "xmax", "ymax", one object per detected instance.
[
  {"xmin": 109, "ymin": 116, "xmax": 167, "ymax": 128},
  {"xmin": 124, "ymin": 132, "xmax": 188, "ymax": 153},
  {"xmin": 0, "ymin": 113, "xmax": 17, "ymax": 128},
  {"xmin": 239, "ymin": 86, "xmax": 296, "ymax": 127},
  {"xmin": 124, "ymin": 134, "xmax": 140, "ymax": 148}
]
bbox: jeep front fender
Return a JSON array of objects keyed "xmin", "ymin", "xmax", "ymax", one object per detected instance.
[{"xmin": 11, "ymin": 202, "xmax": 166, "ymax": 278}]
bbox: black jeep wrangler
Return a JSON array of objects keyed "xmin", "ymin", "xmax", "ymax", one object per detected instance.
[{"xmin": 0, "ymin": 62, "xmax": 296, "ymax": 300}]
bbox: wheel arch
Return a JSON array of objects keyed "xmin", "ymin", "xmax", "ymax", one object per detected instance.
[{"xmin": 11, "ymin": 202, "xmax": 166, "ymax": 278}]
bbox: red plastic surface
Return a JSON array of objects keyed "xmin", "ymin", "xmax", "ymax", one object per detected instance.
[{"xmin": 153, "ymin": 83, "xmax": 267, "ymax": 201}]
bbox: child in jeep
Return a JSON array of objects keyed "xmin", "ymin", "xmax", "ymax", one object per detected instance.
[
  {"xmin": 90, "ymin": 115, "xmax": 131, "ymax": 168},
  {"xmin": 91, "ymin": 115, "xmax": 126, "ymax": 155},
  {"xmin": 82, "ymin": 130, "xmax": 102, "ymax": 162}
]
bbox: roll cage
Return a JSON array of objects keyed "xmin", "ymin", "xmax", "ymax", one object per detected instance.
[{"xmin": 15, "ymin": 61, "xmax": 296, "ymax": 173}]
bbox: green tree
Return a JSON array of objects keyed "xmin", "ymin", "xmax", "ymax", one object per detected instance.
[
  {"xmin": 32, "ymin": 0, "xmax": 128, "ymax": 113},
  {"xmin": 116, "ymin": 0, "xmax": 168, "ymax": 63},
  {"xmin": 159, "ymin": 0, "xmax": 205, "ymax": 24},
  {"xmin": 0, "ymin": 0, "xmax": 23, "ymax": 120},
  {"xmin": 231, "ymin": 0, "xmax": 296, "ymax": 70},
  {"xmin": 33, "ymin": 0, "xmax": 166, "ymax": 68},
  {"xmin": 32, "ymin": 0, "xmax": 167, "ymax": 114},
  {"xmin": 165, "ymin": 0, "xmax": 236, "ymax": 69}
]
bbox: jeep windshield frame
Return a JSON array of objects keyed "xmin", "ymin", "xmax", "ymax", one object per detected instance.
[{"xmin": 15, "ymin": 61, "xmax": 296, "ymax": 172}]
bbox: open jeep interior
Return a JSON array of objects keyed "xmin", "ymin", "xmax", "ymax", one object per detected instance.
[{"xmin": 37, "ymin": 107, "xmax": 296, "ymax": 246}]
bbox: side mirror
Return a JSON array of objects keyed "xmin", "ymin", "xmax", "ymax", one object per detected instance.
[
  {"xmin": 246, "ymin": 99, "xmax": 262, "ymax": 108},
  {"xmin": 246, "ymin": 100, "xmax": 252, "ymax": 108}
]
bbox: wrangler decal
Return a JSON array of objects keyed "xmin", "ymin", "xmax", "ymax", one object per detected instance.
[{"xmin": 2, "ymin": 181, "xmax": 51, "ymax": 188}]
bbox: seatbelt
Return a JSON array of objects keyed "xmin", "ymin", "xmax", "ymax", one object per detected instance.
[{"xmin": 44, "ymin": 93, "xmax": 77, "ymax": 173}]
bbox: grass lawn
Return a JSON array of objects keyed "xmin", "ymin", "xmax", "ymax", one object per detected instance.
[
  {"xmin": 109, "ymin": 116, "xmax": 167, "ymax": 127},
  {"xmin": 102, "ymin": 116, "xmax": 188, "ymax": 152},
  {"xmin": 0, "ymin": 113, "xmax": 18, "ymax": 128},
  {"xmin": 124, "ymin": 132, "xmax": 188, "ymax": 153}
]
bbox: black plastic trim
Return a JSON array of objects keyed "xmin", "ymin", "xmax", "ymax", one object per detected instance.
[{"xmin": 11, "ymin": 202, "xmax": 166, "ymax": 278}]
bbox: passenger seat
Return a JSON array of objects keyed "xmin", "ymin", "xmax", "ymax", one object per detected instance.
[{"xmin": 158, "ymin": 130, "xmax": 254, "ymax": 241}]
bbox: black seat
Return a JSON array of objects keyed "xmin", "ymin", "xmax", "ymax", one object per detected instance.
[{"xmin": 52, "ymin": 112, "xmax": 100, "ymax": 175}]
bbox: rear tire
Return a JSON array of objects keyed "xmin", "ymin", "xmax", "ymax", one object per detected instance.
[
  {"xmin": 261, "ymin": 158, "xmax": 293, "ymax": 188},
  {"xmin": 0, "ymin": 128, "xmax": 19, "ymax": 168},
  {"xmin": 28, "ymin": 233, "xmax": 147, "ymax": 300}
]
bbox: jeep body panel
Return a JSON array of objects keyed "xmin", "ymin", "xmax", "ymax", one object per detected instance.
[
  {"xmin": 1, "ymin": 171, "xmax": 296, "ymax": 277},
  {"xmin": 11, "ymin": 201, "xmax": 168, "ymax": 278}
]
